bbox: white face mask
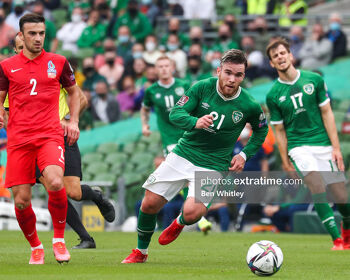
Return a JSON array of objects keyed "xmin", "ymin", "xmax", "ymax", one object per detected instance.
[
  {"xmin": 145, "ymin": 41, "xmax": 156, "ymax": 52},
  {"xmin": 72, "ymin": 14, "xmax": 82, "ymax": 23}
]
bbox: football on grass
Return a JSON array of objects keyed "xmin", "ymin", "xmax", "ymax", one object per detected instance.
[{"xmin": 246, "ymin": 240, "xmax": 283, "ymax": 276}]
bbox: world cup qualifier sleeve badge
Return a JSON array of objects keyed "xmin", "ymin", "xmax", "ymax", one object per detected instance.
[{"xmin": 47, "ymin": 60, "xmax": 57, "ymax": 78}]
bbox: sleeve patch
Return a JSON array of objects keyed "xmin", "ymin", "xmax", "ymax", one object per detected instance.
[{"xmin": 176, "ymin": 95, "xmax": 189, "ymax": 106}]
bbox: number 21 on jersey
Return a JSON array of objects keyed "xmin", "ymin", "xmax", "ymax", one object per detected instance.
[{"xmin": 209, "ymin": 111, "xmax": 225, "ymax": 130}]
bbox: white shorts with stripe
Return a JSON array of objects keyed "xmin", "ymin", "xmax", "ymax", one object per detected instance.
[
  {"xmin": 288, "ymin": 145, "xmax": 345, "ymax": 184},
  {"xmin": 142, "ymin": 152, "xmax": 216, "ymax": 207}
]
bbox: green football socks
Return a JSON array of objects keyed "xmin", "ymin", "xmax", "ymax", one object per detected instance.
[{"xmin": 137, "ymin": 210, "xmax": 157, "ymax": 250}]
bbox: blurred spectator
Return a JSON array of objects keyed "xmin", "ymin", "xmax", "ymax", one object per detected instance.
[
  {"xmin": 242, "ymin": 0, "xmax": 277, "ymax": 15},
  {"xmin": 205, "ymin": 50, "xmax": 222, "ymax": 78},
  {"xmin": 132, "ymin": 42, "xmax": 145, "ymax": 60},
  {"xmin": 143, "ymin": 34, "xmax": 162, "ymax": 64},
  {"xmin": 181, "ymin": 0, "xmax": 215, "ymax": 19},
  {"xmin": 189, "ymin": 26, "xmax": 209, "ymax": 53},
  {"xmin": 56, "ymin": 7, "xmax": 87, "ymax": 54},
  {"xmin": 116, "ymin": 25, "xmax": 134, "ymax": 67},
  {"xmin": 185, "ymin": 54, "xmax": 209, "ymax": 85},
  {"xmin": 134, "ymin": 63, "xmax": 157, "ymax": 110},
  {"xmin": 82, "ymin": 57, "xmax": 108, "ymax": 91},
  {"xmin": 206, "ymin": 203, "xmax": 231, "ymax": 232},
  {"xmin": 223, "ymin": 14, "xmax": 241, "ymax": 48},
  {"xmin": 241, "ymin": 36, "xmax": 264, "ymax": 81},
  {"xmin": 299, "ymin": 23, "xmax": 332, "ymax": 70},
  {"xmin": 213, "ymin": 23, "xmax": 239, "ymax": 52},
  {"xmin": 0, "ymin": 8, "xmax": 16, "ymax": 49},
  {"xmin": 91, "ymin": 81, "xmax": 121, "ymax": 123},
  {"xmin": 166, "ymin": 0, "xmax": 184, "ymax": 16},
  {"xmin": 160, "ymin": 17, "xmax": 190, "ymax": 51},
  {"xmin": 279, "ymin": 0, "xmax": 308, "ymax": 28},
  {"xmin": 0, "ymin": 0, "xmax": 12, "ymax": 15},
  {"xmin": 326, "ymin": 12, "xmax": 347, "ymax": 61},
  {"xmin": 94, "ymin": 38, "xmax": 124, "ymax": 69},
  {"xmin": 139, "ymin": 0, "xmax": 161, "ymax": 27},
  {"xmin": 79, "ymin": 89, "xmax": 94, "ymax": 130},
  {"xmin": 5, "ymin": 0, "xmax": 28, "ymax": 32},
  {"xmin": 166, "ymin": 34, "xmax": 187, "ymax": 78},
  {"xmin": 248, "ymin": 16, "xmax": 270, "ymax": 53},
  {"xmin": 113, "ymin": 0, "xmax": 152, "ymax": 43},
  {"xmin": 98, "ymin": 51, "xmax": 125, "ymax": 90},
  {"xmin": 132, "ymin": 57, "xmax": 147, "ymax": 90},
  {"xmin": 116, "ymin": 75, "xmax": 138, "ymax": 115},
  {"xmin": 96, "ymin": 1, "xmax": 114, "ymax": 36},
  {"xmin": 31, "ymin": 0, "xmax": 58, "ymax": 52},
  {"xmin": 289, "ymin": 25, "xmax": 304, "ymax": 66},
  {"xmin": 42, "ymin": 0, "xmax": 61, "ymax": 10},
  {"xmin": 77, "ymin": 9, "xmax": 107, "ymax": 54},
  {"xmin": 69, "ymin": 57, "xmax": 85, "ymax": 88}
]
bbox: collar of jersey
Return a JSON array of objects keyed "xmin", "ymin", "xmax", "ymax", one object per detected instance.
[
  {"xmin": 19, "ymin": 49, "xmax": 46, "ymax": 64},
  {"xmin": 157, "ymin": 78, "xmax": 175, "ymax": 89},
  {"xmin": 277, "ymin": 69, "xmax": 300, "ymax": 85},
  {"xmin": 216, "ymin": 80, "xmax": 241, "ymax": 101}
]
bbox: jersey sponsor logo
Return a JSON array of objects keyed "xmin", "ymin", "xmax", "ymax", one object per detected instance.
[
  {"xmin": 279, "ymin": 96, "xmax": 286, "ymax": 102},
  {"xmin": 47, "ymin": 60, "xmax": 57, "ymax": 78},
  {"xmin": 303, "ymin": 83, "xmax": 314, "ymax": 95},
  {"xmin": 155, "ymin": 93, "xmax": 161, "ymax": 99},
  {"xmin": 11, "ymin": 68, "xmax": 22, "ymax": 73},
  {"xmin": 232, "ymin": 111, "xmax": 243, "ymax": 124},
  {"xmin": 175, "ymin": 87, "xmax": 185, "ymax": 96},
  {"xmin": 176, "ymin": 95, "xmax": 189, "ymax": 106},
  {"xmin": 201, "ymin": 102, "xmax": 210, "ymax": 109}
]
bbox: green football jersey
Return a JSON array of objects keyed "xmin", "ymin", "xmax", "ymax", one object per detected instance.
[
  {"xmin": 170, "ymin": 77, "xmax": 268, "ymax": 171},
  {"xmin": 143, "ymin": 78, "xmax": 190, "ymax": 148},
  {"xmin": 266, "ymin": 70, "xmax": 331, "ymax": 150}
]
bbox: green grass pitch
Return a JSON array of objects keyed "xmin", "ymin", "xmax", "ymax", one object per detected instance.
[{"xmin": 0, "ymin": 230, "xmax": 349, "ymax": 280}]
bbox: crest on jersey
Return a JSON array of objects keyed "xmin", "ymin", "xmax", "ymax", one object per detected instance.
[
  {"xmin": 47, "ymin": 60, "xmax": 57, "ymax": 78},
  {"xmin": 155, "ymin": 93, "xmax": 161, "ymax": 99},
  {"xmin": 303, "ymin": 83, "xmax": 314, "ymax": 95},
  {"xmin": 176, "ymin": 95, "xmax": 189, "ymax": 106},
  {"xmin": 175, "ymin": 87, "xmax": 185, "ymax": 96},
  {"xmin": 232, "ymin": 111, "xmax": 243, "ymax": 123}
]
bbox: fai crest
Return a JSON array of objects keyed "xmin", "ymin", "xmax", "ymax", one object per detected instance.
[
  {"xmin": 232, "ymin": 111, "xmax": 243, "ymax": 124},
  {"xmin": 303, "ymin": 83, "xmax": 314, "ymax": 95},
  {"xmin": 175, "ymin": 87, "xmax": 185, "ymax": 96}
]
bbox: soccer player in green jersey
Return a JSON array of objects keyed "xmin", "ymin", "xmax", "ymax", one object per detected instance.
[
  {"xmin": 122, "ymin": 49, "xmax": 268, "ymax": 263},
  {"xmin": 141, "ymin": 56, "xmax": 212, "ymax": 233},
  {"xmin": 266, "ymin": 37, "xmax": 350, "ymax": 250}
]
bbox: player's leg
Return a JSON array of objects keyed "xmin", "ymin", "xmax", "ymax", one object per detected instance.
[{"xmin": 38, "ymin": 139, "xmax": 70, "ymax": 262}]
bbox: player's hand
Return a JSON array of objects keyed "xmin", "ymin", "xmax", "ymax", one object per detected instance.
[
  {"xmin": 229, "ymin": 154, "xmax": 246, "ymax": 172},
  {"xmin": 332, "ymin": 147, "xmax": 344, "ymax": 172},
  {"xmin": 142, "ymin": 124, "xmax": 151, "ymax": 136},
  {"xmin": 195, "ymin": 115, "xmax": 213, "ymax": 129},
  {"xmin": 282, "ymin": 161, "xmax": 295, "ymax": 172},
  {"xmin": 263, "ymin": 205, "xmax": 280, "ymax": 217},
  {"xmin": 66, "ymin": 120, "xmax": 80, "ymax": 146}
]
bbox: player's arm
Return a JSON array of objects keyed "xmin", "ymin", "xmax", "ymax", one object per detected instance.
[
  {"xmin": 141, "ymin": 87, "xmax": 153, "ymax": 136},
  {"xmin": 170, "ymin": 82, "xmax": 213, "ymax": 130},
  {"xmin": 320, "ymin": 102, "xmax": 344, "ymax": 171},
  {"xmin": 64, "ymin": 84, "xmax": 80, "ymax": 145},
  {"xmin": 273, "ymin": 123, "xmax": 294, "ymax": 171},
  {"xmin": 0, "ymin": 65, "xmax": 9, "ymax": 129},
  {"xmin": 0, "ymin": 90, "xmax": 6, "ymax": 129}
]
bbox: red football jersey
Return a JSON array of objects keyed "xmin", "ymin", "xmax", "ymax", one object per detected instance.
[{"xmin": 0, "ymin": 50, "xmax": 75, "ymax": 146}]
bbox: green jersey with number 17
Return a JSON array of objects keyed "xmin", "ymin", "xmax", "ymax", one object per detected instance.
[
  {"xmin": 266, "ymin": 70, "xmax": 331, "ymax": 151},
  {"xmin": 169, "ymin": 77, "xmax": 268, "ymax": 171},
  {"xmin": 143, "ymin": 78, "xmax": 190, "ymax": 148}
]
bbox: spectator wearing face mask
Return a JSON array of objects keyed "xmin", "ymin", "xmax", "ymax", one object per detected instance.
[
  {"xmin": 57, "ymin": 7, "xmax": 87, "ymax": 54},
  {"xmin": 0, "ymin": 8, "xmax": 16, "ymax": 49},
  {"xmin": 139, "ymin": 0, "xmax": 161, "ymax": 27},
  {"xmin": 289, "ymin": 25, "xmax": 305, "ymax": 66},
  {"xmin": 223, "ymin": 14, "xmax": 241, "ymax": 47},
  {"xmin": 134, "ymin": 63, "xmax": 158, "ymax": 110},
  {"xmin": 212, "ymin": 23, "xmax": 239, "ymax": 53},
  {"xmin": 132, "ymin": 57, "xmax": 147, "ymax": 90},
  {"xmin": 160, "ymin": 17, "xmax": 190, "ymax": 52},
  {"xmin": 189, "ymin": 26, "xmax": 209, "ymax": 54},
  {"xmin": 248, "ymin": 16, "xmax": 270, "ymax": 53},
  {"xmin": 82, "ymin": 57, "xmax": 108, "ymax": 92},
  {"xmin": 113, "ymin": 0, "xmax": 152, "ymax": 43},
  {"xmin": 326, "ymin": 12, "xmax": 347, "ymax": 61},
  {"xmin": 98, "ymin": 51, "xmax": 125, "ymax": 90},
  {"xmin": 143, "ymin": 34, "xmax": 162, "ymax": 64},
  {"xmin": 5, "ymin": 0, "xmax": 28, "ymax": 32},
  {"xmin": 91, "ymin": 81, "xmax": 121, "ymax": 124},
  {"xmin": 77, "ymin": 9, "xmax": 107, "ymax": 54},
  {"xmin": 166, "ymin": 34, "xmax": 187, "ymax": 78},
  {"xmin": 185, "ymin": 55, "xmax": 208, "ymax": 85},
  {"xmin": 94, "ymin": 38, "xmax": 124, "ymax": 69},
  {"xmin": 116, "ymin": 25, "xmax": 134, "ymax": 67},
  {"xmin": 116, "ymin": 75, "xmax": 138, "ymax": 115},
  {"xmin": 241, "ymin": 36, "xmax": 265, "ymax": 81}
]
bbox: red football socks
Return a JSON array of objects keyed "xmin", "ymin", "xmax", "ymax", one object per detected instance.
[
  {"xmin": 15, "ymin": 204, "xmax": 41, "ymax": 247},
  {"xmin": 48, "ymin": 188, "xmax": 68, "ymax": 238}
]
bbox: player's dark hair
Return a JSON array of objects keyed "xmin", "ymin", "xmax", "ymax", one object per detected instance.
[
  {"xmin": 19, "ymin": 13, "xmax": 45, "ymax": 32},
  {"xmin": 220, "ymin": 49, "xmax": 248, "ymax": 69},
  {"xmin": 266, "ymin": 37, "xmax": 290, "ymax": 60}
]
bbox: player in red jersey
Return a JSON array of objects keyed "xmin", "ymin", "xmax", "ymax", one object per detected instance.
[{"xmin": 0, "ymin": 13, "xmax": 80, "ymax": 265}]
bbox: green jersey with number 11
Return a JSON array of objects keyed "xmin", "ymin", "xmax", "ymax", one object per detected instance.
[
  {"xmin": 169, "ymin": 77, "xmax": 268, "ymax": 171},
  {"xmin": 143, "ymin": 78, "xmax": 190, "ymax": 148},
  {"xmin": 266, "ymin": 70, "xmax": 331, "ymax": 151}
]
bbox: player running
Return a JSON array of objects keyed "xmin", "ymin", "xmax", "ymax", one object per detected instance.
[
  {"xmin": 265, "ymin": 37, "xmax": 350, "ymax": 250},
  {"xmin": 141, "ymin": 56, "xmax": 212, "ymax": 233},
  {"xmin": 122, "ymin": 49, "xmax": 268, "ymax": 263},
  {"xmin": 0, "ymin": 13, "xmax": 79, "ymax": 264}
]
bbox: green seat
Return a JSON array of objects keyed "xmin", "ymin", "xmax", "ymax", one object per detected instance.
[
  {"xmin": 131, "ymin": 153, "xmax": 154, "ymax": 165},
  {"xmin": 122, "ymin": 143, "xmax": 135, "ymax": 154},
  {"xmin": 92, "ymin": 173, "xmax": 117, "ymax": 184},
  {"xmin": 85, "ymin": 162, "xmax": 109, "ymax": 176},
  {"xmin": 122, "ymin": 172, "xmax": 144, "ymax": 187},
  {"xmin": 97, "ymin": 142, "xmax": 120, "ymax": 155},
  {"xmin": 251, "ymin": 77, "xmax": 272, "ymax": 86},
  {"xmin": 56, "ymin": 49, "xmax": 73, "ymax": 58},
  {"xmin": 52, "ymin": 9, "xmax": 67, "ymax": 28},
  {"xmin": 79, "ymin": 145, "xmax": 96, "ymax": 156},
  {"xmin": 82, "ymin": 173, "xmax": 93, "ymax": 181},
  {"xmin": 105, "ymin": 152, "xmax": 127, "ymax": 165},
  {"xmin": 81, "ymin": 152, "xmax": 103, "ymax": 166},
  {"xmin": 76, "ymin": 48, "xmax": 95, "ymax": 59},
  {"xmin": 134, "ymin": 142, "xmax": 147, "ymax": 153},
  {"xmin": 93, "ymin": 120, "xmax": 108, "ymax": 128}
]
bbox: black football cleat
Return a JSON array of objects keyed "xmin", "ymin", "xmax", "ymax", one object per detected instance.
[{"xmin": 72, "ymin": 238, "xmax": 96, "ymax": 249}]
